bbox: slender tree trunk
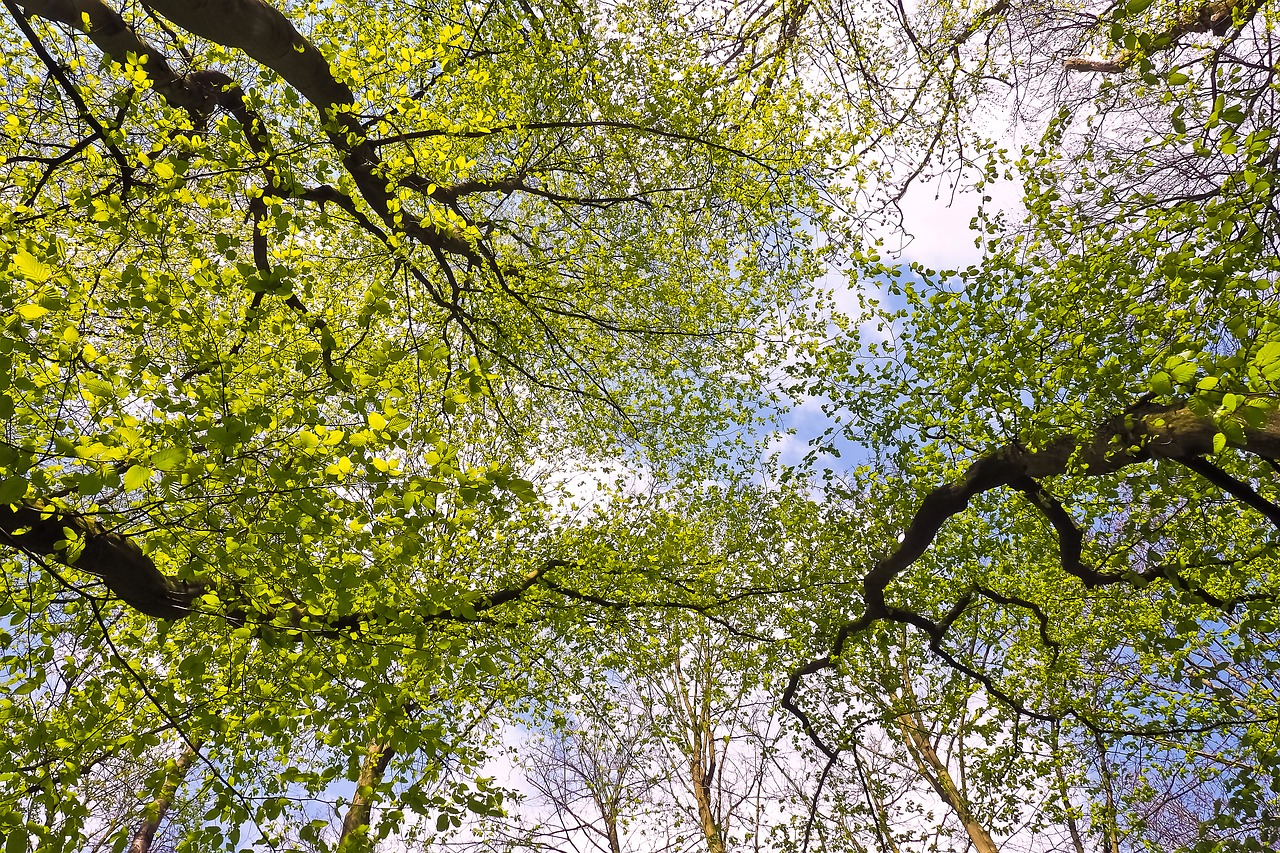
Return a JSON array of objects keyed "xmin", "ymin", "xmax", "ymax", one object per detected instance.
[
  {"xmin": 689, "ymin": 747, "xmax": 727, "ymax": 853},
  {"xmin": 127, "ymin": 741, "xmax": 200, "ymax": 853},
  {"xmin": 338, "ymin": 740, "xmax": 395, "ymax": 853},
  {"xmin": 894, "ymin": 666, "xmax": 999, "ymax": 853},
  {"xmin": 1051, "ymin": 723, "xmax": 1087, "ymax": 853},
  {"xmin": 588, "ymin": 786, "xmax": 624, "ymax": 853},
  {"xmin": 895, "ymin": 711, "xmax": 999, "ymax": 853},
  {"xmin": 672, "ymin": 647, "xmax": 728, "ymax": 853},
  {"xmin": 603, "ymin": 807, "xmax": 623, "ymax": 853}
]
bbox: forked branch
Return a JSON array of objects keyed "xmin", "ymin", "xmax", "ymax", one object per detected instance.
[{"xmin": 783, "ymin": 401, "xmax": 1280, "ymax": 743}]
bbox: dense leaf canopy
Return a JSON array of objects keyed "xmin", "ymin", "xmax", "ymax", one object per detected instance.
[{"xmin": 1, "ymin": 0, "xmax": 1279, "ymax": 850}]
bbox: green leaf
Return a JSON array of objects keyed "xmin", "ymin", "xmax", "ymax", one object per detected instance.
[
  {"xmin": 122, "ymin": 464, "xmax": 153, "ymax": 490},
  {"xmin": 1165, "ymin": 354, "xmax": 1196, "ymax": 383},
  {"xmin": 15, "ymin": 304, "xmax": 48, "ymax": 321},
  {"xmin": 1213, "ymin": 432, "xmax": 1227, "ymax": 454},
  {"xmin": 294, "ymin": 430, "xmax": 321, "ymax": 449},
  {"xmin": 150, "ymin": 446, "xmax": 186, "ymax": 471},
  {"xmin": 1148, "ymin": 371, "xmax": 1173, "ymax": 396},
  {"xmin": 1254, "ymin": 340, "xmax": 1280, "ymax": 381},
  {"xmin": 13, "ymin": 249, "xmax": 51, "ymax": 281},
  {"xmin": 13, "ymin": 677, "xmax": 41, "ymax": 695},
  {"xmin": 0, "ymin": 476, "xmax": 26, "ymax": 504},
  {"xmin": 506, "ymin": 478, "xmax": 537, "ymax": 503},
  {"xmin": 81, "ymin": 376, "xmax": 114, "ymax": 399},
  {"xmin": 4, "ymin": 826, "xmax": 28, "ymax": 853}
]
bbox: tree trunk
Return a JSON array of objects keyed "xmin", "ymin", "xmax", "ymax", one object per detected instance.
[
  {"xmin": 127, "ymin": 741, "xmax": 200, "ymax": 853},
  {"xmin": 338, "ymin": 740, "xmax": 395, "ymax": 853},
  {"xmin": 894, "ymin": 667, "xmax": 999, "ymax": 853},
  {"xmin": 689, "ymin": 749, "xmax": 728, "ymax": 853},
  {"xmin": 895, "ymin": 712, "xmax": 999, "ymax": 853}
]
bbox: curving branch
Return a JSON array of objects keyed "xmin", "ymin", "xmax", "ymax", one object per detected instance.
[
  {"xmin": 19, "ymin": 0, "xmax": 475, "ymax": 257},
  {"xmin": 0, "ymin": 500, "xmax": 200, "ymax": 618},
  {"xmin": 138, "ymin": 0, "xmax": 476, "ymax": 258},
  {"xmin": 783, "ymin": 400, "xmax": 1280, "ymax": 742},
  {"xmin": 1064, "ymin": 0, "xmax": 1265, "ymax": 73},
  {"xmin": 0, "ymin": 499, "xmax": 556, "ymax": 629}
]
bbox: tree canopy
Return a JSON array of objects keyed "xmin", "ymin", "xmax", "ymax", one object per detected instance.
[{"xmin": 2, "ymin": 0, "xmax": 1279, "ymax": 851}]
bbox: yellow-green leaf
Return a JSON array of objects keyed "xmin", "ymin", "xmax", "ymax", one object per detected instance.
[{"xmin": 122, "ymin": 464, "xmax": 153, "ymax": 490}]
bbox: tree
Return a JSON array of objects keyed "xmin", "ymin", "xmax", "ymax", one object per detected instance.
[
  {"xmin": 783, "ymin": 8, "xmax": 1280, "ymax": 838},
  {"xmin": 0, "ymin": 0, "xmax": 826, "ymax": 848},
  {"xmin": 6, "ymin": 0, "xmax": 1280, "ymax": 849},
  {"xmin": 476, "ymin": 696, "xmax": 658, "ymax": 853}
]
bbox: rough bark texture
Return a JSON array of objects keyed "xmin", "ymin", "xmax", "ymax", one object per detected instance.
[
  {"xmin": 0, "ymin": 497, "xmax": 549, "ymax": 625},
  {"xmin": 894, "ymin": 703, "xmax": 999, "ymax": 853},
  {"xmin": 0, "ymin": 501, "xmax": 200, "ymax": 619}
]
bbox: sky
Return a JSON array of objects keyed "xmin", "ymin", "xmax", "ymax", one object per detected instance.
[{"xmin": 765, "ymin": 168, "xmax": 1027, "ymax": 471}]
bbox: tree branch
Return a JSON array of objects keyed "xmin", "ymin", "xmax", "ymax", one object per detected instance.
[
  {"xmin": 0, "ymin": 499, "xmax": 557, "ymax": 630},
  {"xmin": 0, "ymin": 501, "xmax": 200, "ymax": 619},
  {"xmin": 1064, "ymin": 0, "xmax": 1264, "ymax": 73},
  {"xmin": 783, "ymin": 400, "xmax": 1280, "ymax": 743},
  {"xmin": 1177, "ymin": 455, "xmax": 1280, "ymax": 530}
]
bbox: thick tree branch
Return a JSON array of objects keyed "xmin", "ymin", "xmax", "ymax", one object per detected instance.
[
  {"xmin": 1177, "ymin": 455, "xmax": 1280, "ymax": 529},
  {"xmin": 139, "ymin": 0, "xmax": 476, "ymax": 258},
  {"xmin": 16, "ymin": 0, "xmax": 208, "ymax": 113},
  {"xmin": 21, "ymin": 0, "xmax": 475, "ymax": 257},
  {"xmin": 0, "ymin": 499, "xmax": 556, "ymax": 628},
  {"xmin": 1064, "ymin": 0, "xmax": 1264, "ymax": 72},
  {"xmin": 783, "ymin": 401, "xmax": 1280, "ymax": 742},
  {"xmin": 0, "ymin": 501, "xmax": 200, "ymax": 619}
]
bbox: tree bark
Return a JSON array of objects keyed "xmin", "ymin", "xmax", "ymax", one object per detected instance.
[
  {"xmin": 137, "ymin": 0, "xmax": 474, "ymax": 256},
  {"xmin": 0, "ymin": 495, "xmax": 549, "ymax": 624},
  {"xmin": 127, "ymin": 741, "xmax": 201, "ymax": 853},
  {"xmin": 784, "ymin": 401, "xmax": 1280, "ymax": 747},
  {"xmin": 1064, "ymin": 0, "xmax": 1263, "ymax": 72},
  {"xmin": 0, "ymin": 501, "xmax": 200, "ymax": 619},
  {"xmin": 895, "ymin": 709, "xmax": 999, "ymax": 853},
  {"xmin": 669, "ymin": 642, "xmax": 728, "ymax": 853},
  {"xmin": 689, "ymin": 748, "xmax": 728, "ymax": 853},
  {"xmin": 337, "ymin": 740, "xmax": 395, "ymax": 853},
  {"xmin": 18, "ymin": 0, "xmax": 475, "ymax": 256},
  {"xmin": 894, "ymin": 659, "xmax": 999, "ymax": 853},
  {"xmin": 856, "ymin": 402, "xmax": 1280, "ymax": 626},
  {"xmin": 17, "ymin": 0, "xmax": 208, "ymax": 113}
]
